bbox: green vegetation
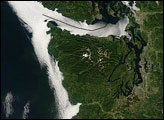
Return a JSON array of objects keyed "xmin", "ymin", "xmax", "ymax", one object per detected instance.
[
  {"xmin": 47, "ymin": 23, "xmax": 135, "ymax": 118},
  {"xmin": 136, "ymin": 1, "xmax": 163, "ymax": 12},
  {"xmin": 41, "ymin": 1, "xmax": 101, "ymax": 24},
  {"xmin": 43, "ymin": 1, "xmax": 163, "ymax": 119},
  {"xmin": 41, "ymin": 1, "xmax": 132, "ymax": 24},
  {"xmin": 111, "ymin": 1, "xmax": 163, "ymax": 119}
]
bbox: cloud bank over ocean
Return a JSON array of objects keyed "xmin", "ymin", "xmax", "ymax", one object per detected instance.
[{"xmin": 8, "ymin": 1, "xmax": 134, "ymax": 118}]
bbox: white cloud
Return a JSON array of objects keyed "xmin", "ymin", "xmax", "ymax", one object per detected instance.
[
  {"xmin": 22, "ymin": 101, "xmax": 30, "ymax": 119},
  {"xmin": 3, "ymin": 92, "xmax": 14, "ymax": 118}
]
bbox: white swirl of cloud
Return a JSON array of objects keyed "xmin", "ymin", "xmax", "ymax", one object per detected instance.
[
  {"xmin": 3, "ymin": 92, "xmax": 14, "ymax": 118},
  {"xmin": 22, "ymin": 101, "xmax": 30, "ymax": 119}
]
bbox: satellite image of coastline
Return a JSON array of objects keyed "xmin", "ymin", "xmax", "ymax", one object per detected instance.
[{"xmin": 1, "ymin": 1, "xmax": 163, "ymax": 119}]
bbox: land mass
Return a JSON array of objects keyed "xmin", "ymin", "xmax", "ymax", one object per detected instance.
[{"xmin": 42, "ymin": 1, "xmax": 163, "ymax": 119}]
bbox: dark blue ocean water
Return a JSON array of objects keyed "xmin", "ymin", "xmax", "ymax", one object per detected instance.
[{"xmin": 1, "ymin": 2, "xmax": 58, "ymax": 119}]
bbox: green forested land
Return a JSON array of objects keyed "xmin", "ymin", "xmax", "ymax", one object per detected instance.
[
  {"xmin": 44, "ymin": 1, "xmax": 163, "ymax": 119},
  {"xmin": 111, "ymin": 1, "xmax": 163, "ymax": 119},
  {"xmin": 41, "ymin": 1, "xmax": 131, "ymax": 24},
  {"xmin": 131, "ymin": 1, "xmax": 163, "ymax": 119},
  {"xmin": 47, "ymin": 24, "xmax": 135, "ymax": 118},
  {"xmin": 41, "ymin": 1, "xmax": 100, "ymax": 24}
]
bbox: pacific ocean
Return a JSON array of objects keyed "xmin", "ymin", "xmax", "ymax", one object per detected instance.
[{"xmin": 1, "ymin": 2, "xmax": 58, "ymax": 119}]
